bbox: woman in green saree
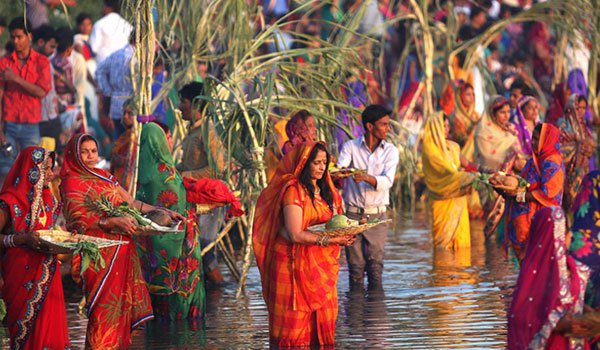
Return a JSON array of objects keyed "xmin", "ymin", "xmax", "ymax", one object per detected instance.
[{"xmin": 135, "ymin": 122, "xmax": 205, "ymax": 321}]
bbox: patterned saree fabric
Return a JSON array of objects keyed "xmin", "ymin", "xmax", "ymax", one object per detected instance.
[
  {"xmin": 473, "ymin": 97, "xmax": 519, "ymax": 173},
  {"xmin": 556, "ymin": 94, "xmax": 593, "ymax": 213},
  {"xmin": 136, "ymin": 122, "xmax": 205, "ymax": 321},
  {"xmin": 253, "ymin": 142, "xmax": 343, "ymax": 347},
  {"xmin": 422, "ymin": 113, "xmax": 475, "ymax": 249},
  {"xmin": 569, "ymin": 171, "xmax": 600, "ymax": 309},
  {"xmin": 508, "ymin": 207, "xmax": 588, "ymax": 350},
  {"xmin": 506, "ymin": 123, "xmax": 565, "ymax": 261},
  {"xmin": 0, "ymin": 147, "xmax": 70, "ymax": 350},
  {"xmin": 59, "ymin": 133, "xmax": 153, "ymax": 349}
]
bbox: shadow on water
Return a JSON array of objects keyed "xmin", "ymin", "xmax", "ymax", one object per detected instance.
[{"xmin": 1, "ymin": 209, "xmax": 518, "ymax": 349}]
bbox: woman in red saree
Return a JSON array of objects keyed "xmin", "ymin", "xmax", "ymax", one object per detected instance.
[
  {"xmin": 253, "ymin": 142, "xmax": 355, "ymax": 347},
  {"xmin": 508, "ymin": 206, "xmax": 589, "ymax": 349},
  {"xmin": 505, "ymin": 123, "xmax": 565, "ymax": 262},
  {"xmin": 60, "ymin": 133, "xmax": 182, "ymax": 349},
  {"xmin": 0, "ymin": 147, "xmax": 70, "ymax": 350}
]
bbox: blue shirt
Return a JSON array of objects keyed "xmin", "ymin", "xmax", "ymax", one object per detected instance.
[
  {"xmin": 96, "ymin": 44, "xmax": 134, "ymax": 121},
  {"xmin": 337, "ymin": 136, "xmax": 399, "ymax": 208}
]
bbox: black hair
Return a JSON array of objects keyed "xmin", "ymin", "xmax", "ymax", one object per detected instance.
[
  {"xmin": 154, "ymin": 121, "xmax": 171, "ymax": 134},
  {"xmin": 76, "ymin": 12, "xmax": 92, "ymax": 27},
  {"xmin": 80, "ymin": 134, "xmax": 98, "ymax": 146},
  {"xmin": 470, "ymin": 6, "xmax": 486, "ymax": 20},
  {"xmin": 55, "ymin": 27, "xmax": 74, "ymax": 53},
  {"xmin": 510, "ymin": 79, "xmax": 527, "ymax": 92},
  {"xmin": 0, "ymin": 16, "xmax": 6, "ymax": 28},
  {"xmin": 298, "ymin": 143, "xmax": 334, "ymax": 210},
  {"xmin": 8, "ymin": 17, "xmax": 31, "ymax": 34},
  {"xmin": 178, "ymin": 82, "xmax": 207, "ymax": 112},
  {"xmin": 32, "ymin": 24, "xmax": 57, "ymax": 43},
  {"xmin": 104, "ymin": 0, "xmax": 121, "ymax": 12},
  {"xmin": 491, "ymin": 99, "xmax": 511, "ymax": 115},
  {"xmin": 362, "ymin": 104, "xmax": 390, "ymax": 130},
  {"xmin": 577, "ymin": 95, "xmax": 588, "ymax": 106}
]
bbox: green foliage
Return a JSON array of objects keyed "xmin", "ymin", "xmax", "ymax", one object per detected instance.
[{"xmin": 74, "ymin": 241, "xmax": 105, "ymax": 274}]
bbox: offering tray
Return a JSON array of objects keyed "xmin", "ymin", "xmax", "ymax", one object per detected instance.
[
  {"xmin": 37, "ymin": 229, "xmax": 128, "ymax": 254},
  {"xmin": 307, "ymin": 219, "xmax": 392, "ymax": 237},
  {"xmin": 329, "ymin": 167, "xmax": 367, "ymax": 179}
]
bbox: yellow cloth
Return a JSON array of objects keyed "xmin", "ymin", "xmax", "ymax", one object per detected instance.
[
  {"xmin": 40, "ymin": 137, "xmax": 56, "ymax": 151},
  {"xmin": 422, "ymin": 113, "xmax": 474, "ymax": 249}
]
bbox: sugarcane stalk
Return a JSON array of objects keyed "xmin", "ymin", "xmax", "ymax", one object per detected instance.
[
  {"xmin": 218, "ymin": 240, "xmax": 241, "ymax": 281},
  {"xmin": 128, "ymin": 0, "xmax": 156, "ymax": 198},
  {"xmin": 201, "ymin": 217, "xmax": 239, "ymax": 257}
]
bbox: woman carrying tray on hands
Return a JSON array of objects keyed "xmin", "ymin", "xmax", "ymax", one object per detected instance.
[
  {"xmin": 135, "ymin": 122, "xmax": 205, "ymax": 322},
  {"xmin": 253, "ymin": 142, "xmax": 355, "ymax": 347},
  {"xmin": 60, "ymin": 133, "xmax": 183, "ymax": 349},
  {"xmin": 0, "ymin": 147, "xmax": 70, "ymax": 349}
]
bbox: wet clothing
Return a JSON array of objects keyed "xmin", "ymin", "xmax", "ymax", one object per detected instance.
[
  {"xmin": 135, "ymin": 122, "xmax": 205, "ymax": 321},
  {"xmin": 506, "ymin": 124, "xmax": 564, "ymax": 261},
  {"xmin": 253, "ymin": 142, "xmax": 343, "ymax": 347},
  {"xmin": 60, "ymin": 133, "xmax": 153, "ymax": 349},
  {"xmin": 0, "ymin": 147, "xmax": 70, "ymax": 350},
  {"xmin": 422, "ymin": 113, "xmax": 475, "ymax": 249},
  {"xmin": 508, "ymin": 207, "xmax": 588, "ymax": 350}
]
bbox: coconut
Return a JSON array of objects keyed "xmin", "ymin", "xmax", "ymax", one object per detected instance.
[
  {"xmin": 145, "ymin": 209, "xmax": 174, "ymax": 227},
  {"xmin": 325, "ymin": 215, "xmax": 350, "ymax": 229}
]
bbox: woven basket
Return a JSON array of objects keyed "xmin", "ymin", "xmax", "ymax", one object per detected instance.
[
  {"xmin": 307, "ymin": 219, "xmax": 392, "ymax": 237},
  {"xmin": 36, "ymin": 229, "xmax": 128, "ymax": 254}
]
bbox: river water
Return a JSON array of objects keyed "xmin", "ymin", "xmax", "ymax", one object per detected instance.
[{"xmin": 2, "ymin": 209, "xmax": 519, "ymax": 349}]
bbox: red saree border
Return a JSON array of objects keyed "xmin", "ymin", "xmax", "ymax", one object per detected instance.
[{"xmin": 13, "ymin": 255, "xmax": 56, "ymax": 350}]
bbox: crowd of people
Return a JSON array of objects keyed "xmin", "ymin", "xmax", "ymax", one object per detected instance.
[{"xmin": 0, "ymin": 0, "xmax": 599, "ymax": 348}]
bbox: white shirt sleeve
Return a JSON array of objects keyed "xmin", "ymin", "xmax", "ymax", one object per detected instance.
[
  {"xmin": 336, "ymin": 140, "xmax": 352, "ymax": 168},
  {"xmin": 373, "ymin": 145, "xmax": 399, "ymax": 191}
]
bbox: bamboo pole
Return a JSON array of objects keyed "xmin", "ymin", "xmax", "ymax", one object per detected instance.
[
  {"xmin": 128, "ymin": 0, "xmax": 156, "ymax": 198},
  {"xmin": 201, "ymin": 217, "xmax": 239, "ymax": 256}
]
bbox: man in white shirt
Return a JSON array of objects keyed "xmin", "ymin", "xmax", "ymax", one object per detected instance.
[
  {"xmin": 89, "ymin": 0, "xmax": 132, "ymax": 66},
  {"xmin": 337, "ymin": 105, "xmax": 399, "ymax": 291}
]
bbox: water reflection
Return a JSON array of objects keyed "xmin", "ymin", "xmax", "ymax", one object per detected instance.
[{"xmin": 1, "ymin": 211, "xmax": 517, "ymax": 349}]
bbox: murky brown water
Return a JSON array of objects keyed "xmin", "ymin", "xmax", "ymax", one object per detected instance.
[{"xmin": 2, "ymin": 209, "xmax": 518, "ymax": 349}]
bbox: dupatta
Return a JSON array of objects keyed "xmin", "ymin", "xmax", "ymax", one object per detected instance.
[
  {"xmin": 569, "ymin": 171, "xmax": 600, "ymax": 309},
  {"xmin": 422, "ymin": 113, "xmax": 475, "ymax": 200},
  {"xmin": 512, "ymin": 95, "xmax": 539, "ymax": 157},
  {"xmin": 557, "ymin": 93, "xmax": 593, "ymax": 212},
  {"xmin": 59, "ymin": 133, "xmax": 153, "ymax": 349},
  {"xmin": 253, "ymin": 141, "xmax": 343, "ymax": 312},
  {"xmin": 508, "ymin": 206, "xmax": 588, "ymax": 350},
  {"xmin": 506, "ymin": 123, "xmax": 565, "ymax": 257},
  {"xmin": 0, "ymin": 147, "xmax": 69, "ymax": 350},
  {"xmin": 474, "ymin": 97, "xmax": 519, "ymax": 172},
  {"xmin": 135, "ymin": 122, "xmax": 204, "ymax": 320}
]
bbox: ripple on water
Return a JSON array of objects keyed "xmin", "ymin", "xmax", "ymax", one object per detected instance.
[{"xmin": 1, "ymin": 210, "xmax": 517, "ymax": 349}]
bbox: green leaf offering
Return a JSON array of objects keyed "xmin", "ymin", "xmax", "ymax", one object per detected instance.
[{"xmin": 73, "ymin": 241, "xmax": 106, "ymax": 274}]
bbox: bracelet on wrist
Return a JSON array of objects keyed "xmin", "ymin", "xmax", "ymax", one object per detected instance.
[
  {"xmin": 98, "ymin": 217, "xmax": 108, "ymax": 230},
  {"xmin": 3, "ymin": 234, "xmax": 15, "ymax": 248},
  {"xmin": 516, "ymin": 189, "xmax": 527, "ymax": 203}
]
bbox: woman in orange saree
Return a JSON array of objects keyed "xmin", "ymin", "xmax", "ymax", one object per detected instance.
[
  {"xmin": 253, "ymin": 142, "xmax": 355, "ymax": 347},
  {"xmin": 505, "ymin": 123, "xmax": 565, "ymax": 262},
  {"xmin": 0, "ymin": 147, "xmax": 70, "ymax": 350},
  {"xmin": 60, "ymin": 133, "xmax": 182, "ymax": 349}
]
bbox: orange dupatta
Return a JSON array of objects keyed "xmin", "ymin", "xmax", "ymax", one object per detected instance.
[{"xmin": 253, "ymin": 142, "xmax": 343, "ymax": 312}]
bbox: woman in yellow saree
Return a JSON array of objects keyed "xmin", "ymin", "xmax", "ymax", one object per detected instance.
[{"xmin": 423, "ymin": 113, "xmax": 477, "ymax": 249}]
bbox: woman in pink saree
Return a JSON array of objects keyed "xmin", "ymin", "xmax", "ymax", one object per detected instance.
[{"xmin": 508, "ymin": 206, "xmax": 589, "ymax": 349}]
